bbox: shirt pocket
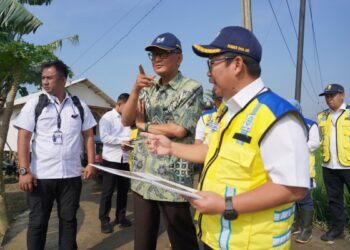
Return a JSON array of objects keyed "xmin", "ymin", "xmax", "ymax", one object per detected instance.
[
  {"xmin": 69, "ymin": 113, "xmax": 82, "ymax": 134},
  {"xmin": 36, "ymin": 112, "xmax": 57, "ymax": 133},
  {"xmin": 215, "ymin": 143, "xmax": 256, "ymax": 185},
  {"xmin": 342, "ymin": 122, "xmax": 350, "ymax": 154}
]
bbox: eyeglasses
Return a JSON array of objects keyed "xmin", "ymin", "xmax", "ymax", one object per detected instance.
[
  {"xmin": 207, "ymin": 56, "xmax": 236, "ymax": 71},
  {"xmin": 148, "ymin": 50, "xmax": 180, "ymax": 60}
]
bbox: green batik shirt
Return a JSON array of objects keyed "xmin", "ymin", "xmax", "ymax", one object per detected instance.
[{"xmin": 131, "ymin": 71, "xmax": 203, "ymax": 202}]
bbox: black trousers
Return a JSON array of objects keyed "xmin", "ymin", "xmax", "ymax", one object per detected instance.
[
  {"xmin": 323, "ymin": 167, "xmax": 350, "ymax": 233},
  {"xmin": 133, "ymin": 192, "xmax": 199, "ymax": 250},
  {"xmin": 27, "ymin": 177, "xmax": 82, "ymax": 250},
  {"xmin": 99, "ymin": 159, "xmax": 130, "ymax": 223}
]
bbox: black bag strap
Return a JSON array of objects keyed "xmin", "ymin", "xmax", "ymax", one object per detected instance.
[
  {"xmin": 34, "ymin": 94, "xmax": 50, "ymax": 132},
  {"xmin": 34, "ymin": 94, "xmax": 85, "ymax": 132},
  {"xmin": 71, "ymin": 96, "xmax": 84, "ymax": 124}
]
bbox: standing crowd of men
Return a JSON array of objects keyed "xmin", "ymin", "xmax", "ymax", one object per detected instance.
[{"xmin": 14, "ymin": 25, "xmax": 349, "ymax": 250}]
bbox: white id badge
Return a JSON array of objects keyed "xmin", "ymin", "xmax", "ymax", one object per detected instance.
[{"xmin": 52, "ymin": 130, "xmax": 63, "ymax": 144}]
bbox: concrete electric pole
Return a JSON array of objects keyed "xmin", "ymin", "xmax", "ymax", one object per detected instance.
[
  {"xmin": 242, "ymin": 0, "xmax": 252, "ymax": 31},
  {"xmin": 295, "ymin": 0, "xmax": 306, "ymax": 102}
]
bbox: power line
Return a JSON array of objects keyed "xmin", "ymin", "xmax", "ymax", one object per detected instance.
[
  {"xmin": 75, "ymin": 0, "xmax": 164, "ymax": 78},
  {"xmin": 71, "ymin": 0, "xmax": 145, "ymax": 66},
  {"xmin": 262, "ymin": 0, "xmax": 283, "ymax": 46},
  {"xmin": 308, "ymin": 0, "xmax": 324, "ymax": 90},
  {"xmin": 268, "ymin": 0, "xmax": 296, "ymax": 65},
  {"xmin": 268, "ymin": 0, "xmax": 317, "ymax": 104}
]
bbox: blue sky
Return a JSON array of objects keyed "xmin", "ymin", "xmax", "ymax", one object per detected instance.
[{"xmin": 24, "ymin": 0, "xmax": 350, "ymax": 119}]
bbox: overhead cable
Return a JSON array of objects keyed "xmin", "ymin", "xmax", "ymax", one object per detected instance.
[{"xmin": 75, "ymin": 0, "xmax": 163, "ymax": 78}]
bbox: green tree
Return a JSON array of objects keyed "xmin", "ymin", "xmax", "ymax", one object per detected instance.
[{"xmin": 0, "ymin": 0, "xmax": 52, "ymax": 35}]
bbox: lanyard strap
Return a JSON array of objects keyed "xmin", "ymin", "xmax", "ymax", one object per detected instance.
[{"xmin": 52, "ymin": 98, "xmax": 69, "ymax": 130}]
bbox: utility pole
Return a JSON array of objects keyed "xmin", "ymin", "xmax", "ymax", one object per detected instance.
[
  {"xmin": 242, "ymin": 0, "xmax": 252, "ymax": 31},
  {"xmin": 295, "ymin": 0, "xmax": 306, "ymax": 102}
]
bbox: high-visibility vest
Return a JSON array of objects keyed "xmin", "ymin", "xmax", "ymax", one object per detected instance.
[
  {"xmin": 317, "ymin": 106, "xmax": 350, "ymax": 167},
  {"xmin": 128, "ymin": 128, "xmax": 138, "ymax": 168},
  {"xmin": 201, "ymin": 103, "xmax": 226, "ymax": 142},
  {"xmin": 197, "ymin": 90, "xmax": 306, "ymax": 250}
]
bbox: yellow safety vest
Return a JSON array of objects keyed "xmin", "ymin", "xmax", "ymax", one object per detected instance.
[
  {"xmin": 202, "ymin": 103, "xmax": 226, "ymax": 142},
  {"xmin": 317, "ymin": 107, "xmax": 350, "ymax": 167},
  {"xmin": 128, "ymin": 128, "xmax": 138, "ymax": 168},
  {"xmin": 197, "ymin": 90, "xmax": 305, "ymax": 250}
]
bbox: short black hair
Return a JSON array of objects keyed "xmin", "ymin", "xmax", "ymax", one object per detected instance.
[
  {"xmin": 41, "ymin": 60, "xmax": 69, "ymax": 78},
  {"xmin": 225, "ymin": 53, "xmax": 261, "ymax": 77},
  {"xmin": 117, "ymin": 93, "xmax": 129, "ymax": 103}
]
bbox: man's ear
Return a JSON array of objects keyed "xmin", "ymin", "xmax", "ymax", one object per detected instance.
[
  {"xmin": 177, "ymin": 53, "xmax": 183, "ymax": 66},
  {"xmin": 231, "ymin": 56, "xmax": 244, "ymax": 74}
]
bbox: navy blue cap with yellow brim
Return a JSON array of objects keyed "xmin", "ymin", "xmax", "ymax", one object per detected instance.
[
  {"xmin": 319, "ymin": 83, "xmax": 344, "ymax": 96},
  {"xmin": 192, "ymin": 26, "xmax": 262, "ymax": 62},
  {"xmin": 192, "ymin": 44, "xmax": 223, "ymax": 57}
]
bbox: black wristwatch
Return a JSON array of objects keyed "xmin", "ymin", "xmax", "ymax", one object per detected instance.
[
  {"xmin": 223, "ymin": 196, "xmax": 239, "ymax": 220},
  {"xmin": 18, "ymin": 167, "xmax": 28, "ymax": 176}
]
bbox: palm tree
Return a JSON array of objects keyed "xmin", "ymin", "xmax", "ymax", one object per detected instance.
[{"xmin": 0, "ymin": 0, "xmax": 53, "ymax": 35}]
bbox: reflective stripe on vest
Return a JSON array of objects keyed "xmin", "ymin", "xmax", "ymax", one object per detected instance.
[{"xmin": 197, "ymin": 90, "xmax": 304, "ymax": 250}]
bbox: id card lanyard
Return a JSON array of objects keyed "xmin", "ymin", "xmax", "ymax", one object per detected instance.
[{"xmin": 52, "ymin": 98, "xmax": 68, "ymax": 145}]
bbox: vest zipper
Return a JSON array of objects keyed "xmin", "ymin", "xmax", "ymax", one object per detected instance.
[
  {"xmin": 335, "ymin": 109, "xmax": 346, "ymax": 165},
  {"xmin": 197, "ymin": 90, "xmax": 267, "ymax": 239}
]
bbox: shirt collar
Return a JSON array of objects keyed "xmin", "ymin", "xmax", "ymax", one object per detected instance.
[
  {"xmin": 112, "ymin": 108, "xmax": 121, "ymax": 117},
  {"xmin": 46, "ymin": 92, "xmax": 69, "ymax": 104},
  {"xmin": 156, "ymin": 71, "xmax": 182, "ymax": 90},
  {"xmin": 224, "ymin": 77, "xmax": 265, "ymax": 114},
  {"xmin": 330, "ymin": 102, "xmax": 347, "ymax": 113}
]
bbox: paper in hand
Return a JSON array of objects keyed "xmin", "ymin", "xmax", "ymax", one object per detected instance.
[{"xmin": 91, "ymin": 164, "xmax": 202, "ymax": 199}]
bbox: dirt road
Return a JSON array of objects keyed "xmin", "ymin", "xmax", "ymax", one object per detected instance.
[{"xmin": 1, "ymin": 181, "xmax": 348, "ymax": 249}]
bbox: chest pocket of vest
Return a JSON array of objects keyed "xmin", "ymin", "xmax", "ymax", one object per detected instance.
[
  {"xmin": 318, "ymin": 122, "xmax": 327, "ymax": 135},
  {"xmin": 216, "ymin": 143, "xmax": 256, "ymax": 185},
  {"xmin": 343, "ymin": 122, "xmax": 350, "ymax": 134},
  {"xmin": 342, "ymin": 123, "xmax": 350, "ymax": 153}
]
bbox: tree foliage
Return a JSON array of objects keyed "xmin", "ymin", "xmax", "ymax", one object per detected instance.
[
  {"xmin": 0, "ymin": 0, "xmax": 53, "ymax": 35},
  {"xmin": 0, "ymin": 0, "xmax": 78, "ymax": 236}
]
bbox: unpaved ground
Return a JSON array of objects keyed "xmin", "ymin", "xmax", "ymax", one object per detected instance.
[{"xmin": 1, "ymin": 180, "xmax": 349, "ymax": 250}]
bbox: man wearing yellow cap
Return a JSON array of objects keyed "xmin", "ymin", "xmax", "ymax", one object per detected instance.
[
  {"xmin": 142, "ymin": 26, "xmax": 309, "ymax": 250},
  {"xmin": 318, "ymin": 83, "xmax": 350, "ymax": 242}
]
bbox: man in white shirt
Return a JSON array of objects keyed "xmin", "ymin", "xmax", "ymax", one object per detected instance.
[
  {"xmin": 142, "ymin": 26, "xmax": 309, "ymax": 249},
  {"xmin": 98, "ymin": 93, "xmax": 132, "ymax": 233},
  {"xmin": 318, "ymin": 84, "xmax": 350, "ymax": 242},
  {"xmin": 288, "ymin": 100, "xmax": 321, "ymax": 244},
  {"xmin": 14, "ymin": 60, "xmax": 96, "ymax": 250}
]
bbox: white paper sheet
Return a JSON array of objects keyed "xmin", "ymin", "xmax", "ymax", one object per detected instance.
[{"xmin": 91, "ymin": 164, "xmax": 202, "ymax": 199}]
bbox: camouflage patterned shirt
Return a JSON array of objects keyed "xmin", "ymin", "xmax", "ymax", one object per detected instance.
[{"xmin": 131, "ymin": 72, "xmax": 203, "ymax": 201}]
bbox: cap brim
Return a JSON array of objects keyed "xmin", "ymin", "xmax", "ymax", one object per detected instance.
[
  {"xmin": 145, "ymin": 45, "xmax": 179, "ymax": 52},
  {"xmin": 192, "ymin": 44, "xmax": 223, "ymax": 57},
  {"xmin": 319, "ymin": 91, "xmax": 343, "ymax": 96}
]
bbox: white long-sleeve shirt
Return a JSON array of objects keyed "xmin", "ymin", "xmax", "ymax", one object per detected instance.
[
  {"xmin": 308, "ymin": 123, "xmax": 320, "ymax": 152},
  {"xmin": 99, "ymin": 109, "xmax": 131, "ymax": 163}
]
